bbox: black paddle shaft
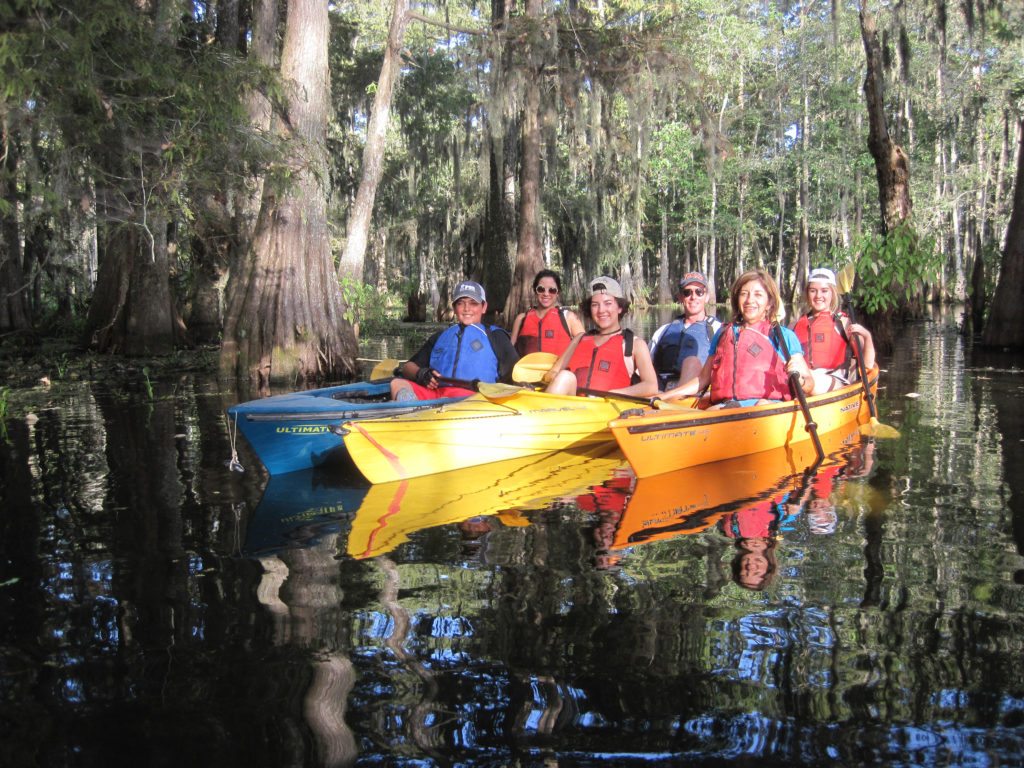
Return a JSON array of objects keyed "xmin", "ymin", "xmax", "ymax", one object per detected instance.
[{"xmin": 772, "ymin": 323, "xmax": 825, "ymax": 469}]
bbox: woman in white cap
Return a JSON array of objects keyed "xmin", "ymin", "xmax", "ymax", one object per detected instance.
[
  {"xmin": 544, "ymin": 276, "xmax": 659, "ymax": 397},
  {"xmin": 792, "ymin": 267, "xmax": 875, "ymax": 394}
]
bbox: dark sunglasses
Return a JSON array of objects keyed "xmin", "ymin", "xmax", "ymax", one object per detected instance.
[
  {"xmin": 680, "ymin": 288, "xmax": 705, "ymax": 298},
  {"xmin": 535, "ymin": 286, "xmax": 559, "ymax": 294}
]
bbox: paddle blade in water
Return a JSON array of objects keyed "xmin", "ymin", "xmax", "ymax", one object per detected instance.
[
  {"xmin": 512, "ymin": 352, "xmax": 559, "ymax": 383},
  {"xmin": 861, "ymin": 417, "xmax": 900, "ymax": 439}
]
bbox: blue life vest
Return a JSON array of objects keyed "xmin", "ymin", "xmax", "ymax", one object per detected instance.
[
  {"xmin": 429, "ymin": 323, "xmax": 502, "ymax": 382},
  {"xmin": 652, "ymin": 317, "xmax": 718, "ymax": 386}
]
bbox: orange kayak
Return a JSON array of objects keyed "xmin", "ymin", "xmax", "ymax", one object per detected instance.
[{"xmin": 609, "ymin": 366, "xmax": 878, "ymax": 478}]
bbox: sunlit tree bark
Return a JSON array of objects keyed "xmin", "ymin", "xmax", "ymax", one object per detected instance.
[
  {"xmin": 220, "ymin": 0, "xmax": 356, "ymax": 387},
  {"xmin": 337, "ymin": 0, "xmax": 410, "ymax": 287}
]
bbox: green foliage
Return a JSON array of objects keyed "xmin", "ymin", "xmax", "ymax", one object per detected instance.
[
  {"xmin": 340, "ymin": 277, "xmax": 400, "ymax": 334},
  {"xmin": 835, "ymin": 222, "xmax": 941, "ymax": 315}
]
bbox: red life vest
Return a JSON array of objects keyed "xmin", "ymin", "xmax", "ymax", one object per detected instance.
[
  {"xmin": 567, "ymin": 330, "xmax": 634, "ymax": 391},
  {"xmin": 515, "ymin": 307, "xmax": 574, "ymax": 356},
  {"xmin": 792, "ymin": 311, "xmax": 850, "ymax": 370},
  {"xmin": 709, "ymin": 321, "xmax": 791, "ymax": 404}
]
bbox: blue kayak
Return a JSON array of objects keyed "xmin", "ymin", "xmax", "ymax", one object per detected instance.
[{"xmin": 226, "ymin": 380, "xmax": 465, "ymax": 476}]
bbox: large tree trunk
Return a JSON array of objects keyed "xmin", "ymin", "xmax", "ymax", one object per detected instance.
[
  {"xmin": 982, "ymin": 117, "xmax": 1024, "ymax": 348},
  {"xmin": 0, "ymin": 132, "xmax": 31, "ymax": 333},
  {"xmin": 860, "ymin": 8, "xmax": 913, "ymax": 233},
  {"xmin": 503, "ymin": 0, "xmax": 545, "ymax": 325},
  {"xmin": 83, "ymin": 185, "xmax": 179, "ymax": 355},
  {"xmin": 337, "ymin": 0, "xmax": 410, "ymax": 287},
  {"xmin": 220, "ymin": 0, "xmax": 356, "ymax": 387}
]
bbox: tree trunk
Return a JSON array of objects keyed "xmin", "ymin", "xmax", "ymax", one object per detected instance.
[
  {"xmin": 0, "ymin": 133, "xmax": 31, "ymax": 333},
  {"xmin": 504, "ymin": 0, "xmax": 545, "ymax": 325},
  {"xmin": 220, "ymin": 0, "xmax": 356, "ymax": 387},
  {"xmin": 860, "ymin": 8, "xmax": 913, "ymax": 233},
  {"xmin": 83, "ymin": 177, "xmax": 179, "ymax": 355},
  {"xmin": 337, "ymin": 0, "xmax": 410, "ymax": 287},
  {"xmin": 982, "ymin": 117, "xmax": 1024, "ymax": 348}
]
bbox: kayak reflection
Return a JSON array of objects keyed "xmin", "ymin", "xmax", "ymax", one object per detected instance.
[
  {"xmin": 607, "ymin": 421, "xmax": 871, "ymax": 553},
  {"xmin": 243, "ymin": 470, "xmax": 370, "ymax": 558},
  {"xmin": 346, "ymin": 444, "xmax": 627, "ymax": 559}
]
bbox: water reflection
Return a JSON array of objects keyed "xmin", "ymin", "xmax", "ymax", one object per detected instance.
[{"xmin": 3, "ymin": 315, "xmax": 1024, "ymax": 765}]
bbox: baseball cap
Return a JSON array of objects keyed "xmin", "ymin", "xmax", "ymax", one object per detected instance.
[
  {"xmin": 808, "ymin": 267, "xmax": 837, "ymax": 286},
  {"xmin": 589, "ymin": 276, "xmax": 623, "ymax": 299},
  {"xmin": 452, "ymin": 280, "xmax": 486, "ymax": 303},
  {"xmin": 678, "ymin": 271, "xmax": 708, "ymax": 290}
]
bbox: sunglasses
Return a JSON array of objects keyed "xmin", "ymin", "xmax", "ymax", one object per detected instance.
[
  {"xmin": 535, "ymin": 286, "xmax": 559, "ymax": 295},
  {"xmin": 680, "ymin": 288, "xmax": 705, "ymax": 298}
]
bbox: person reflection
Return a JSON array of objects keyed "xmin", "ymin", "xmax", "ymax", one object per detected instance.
[
  {"xmin": 720, "ymin": 492, "xmax": 795, "ymax": 591},
  {"xmin": 575, "ymin": 471, "xmax": 634, "ymax": 570},
  {"xmin": 807, "ymin": 439, "xmax": 876, "ymax": 536}
]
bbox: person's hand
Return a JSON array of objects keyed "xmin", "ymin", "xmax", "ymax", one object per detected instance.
[{"xmin": 415, "ymin": 367, "xmax": 438, "ymax": 388}]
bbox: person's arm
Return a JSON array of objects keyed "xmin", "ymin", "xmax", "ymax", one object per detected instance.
[
  {"xmin": 564, "ymin": 309, "xmax": 586, "ymax": 337},
  {"xmin": 543, "ymin": 333, "xmax": 583, "ymax": 385},
  {"xmin": 780, "ymin": 327, "xmax": 813, "ymax": 394},
  {"xmin": 491, "ymin": 329, "xmax": 520, "ymax": 383},
  {"xmin": 509, "ymin": 312, "xmax": 526, "ymax": 347},
  {"xmin": 398, "ymin": 332, "xmax": 441, "ymax": 388},
  {"xmin": 663, "ymin": 356, "xmax": 713, "ymax": 400},
  {"xmin": 610, "ymin": 338, "xmax": 660, "ymax": 397},
  {"xmin": 847, "ymin": 320, "xmax": 876, "ymax": 370}
]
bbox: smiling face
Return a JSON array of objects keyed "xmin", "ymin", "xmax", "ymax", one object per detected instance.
[
  {"xmin": 678, "ymin": 284, "xmax": 708, "ymax": 320},
  {"xmin": 453, "ymin": 297, "xmax": 486, "ymax": 325},
  {"xmin": 589, "ymin": 293, "xmax": 623, "ymax": 332},
  {"xmin": 534, "ymin": 275, "xmax": 560, "ymax": 310},
  {"xmin": 807, "ymin": 281, "xmax": 836, "ymax": 314},
  {"xmin": 737, "ymin": 278, "xmax": 771, "ymax": 325}
]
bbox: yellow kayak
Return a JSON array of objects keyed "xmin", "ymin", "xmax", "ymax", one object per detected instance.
[
  {"xmin": 609, "ymin": 421, "xmax": 863, "ymax": 550},
  {"xmin": 346, "ymin": 443, "xmax": 625, "ymax": 558},
  {"xmin": 609, "ymin": 366, "xmax": 878, "ymax": 478},
  {"xmin": 338, "ymin": 385, "xmax": 637, "ymax": 484}
]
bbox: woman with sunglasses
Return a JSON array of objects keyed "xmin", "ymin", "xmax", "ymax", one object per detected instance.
[
  {"xmin": 663, "ymin": 269, "xmax": 812, "ymax": 408},
  {"xmin": 509, "ymin": 269, "xmax": 586, "ymax": 356},
  {"xmin": 544, "ymin": 276, "xmax": 659, "ymax": 397}
]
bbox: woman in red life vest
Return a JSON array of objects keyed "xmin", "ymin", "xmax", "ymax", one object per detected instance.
[
  {"xmin": 791, "ymin": 267, "xmax": 876, "ymax": 394},
  {"xmin": 509, "ymin": 269, "xmax": 586, "ymax": 356},
  {"xmin": 544, "ymin": 276, "xmax": 659, "ymax": 397},
  {"xmin": 663, "ymin": 269, "xmax": 813, "ymax": 407}
]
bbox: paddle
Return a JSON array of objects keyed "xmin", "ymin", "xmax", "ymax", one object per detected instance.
[
  {"xmin": 834, "ymin": 264, "xmax": 901, "ymax": 439},
  {"xmin": 774, "ymin": 323, "xmax": 825, "ymax": 469},
  {"xmin": 512, "ymin": 352, "xmax": 559, "ymax": 384},
  {"xmin": 475, "ymin": 381, "xmax": 691, "ymax": 411},
  {"xmin": 368, "ymin": 358, "xmax": 401, "ymax": 380}
]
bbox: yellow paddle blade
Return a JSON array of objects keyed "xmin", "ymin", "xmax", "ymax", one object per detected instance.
[
  {"xmin": 652, "ymin": 398, "xmax": 699, "ymax": 412},
  {"xmin": 476, "ymin": 382, "xmax": 527, "ymax": 400},
  {"xmin": 837, "ymin": 262, "xmax": 856, "ymax": 294},
  {"xmin": 369, "ymin": 358, "xmax": 401, "ymax": 380},
  {"xmin": 861, "ymin": 417, "xmax": 901, "ymax": 439},
  {"xmin": 512, "ymin": 352, "xmax": 559, "ymax": 383}
]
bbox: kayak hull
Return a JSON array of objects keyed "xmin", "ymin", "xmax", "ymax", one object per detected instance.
[
  {"xmin": 226, "ymin": 381, "xmax": 464, "ymax": 476},
  {"xmin": 610, "ymin": 367, "xmax": 879, "ymax": 478},
  {"xmin": 339, "ymin": 388, "xmax": 631, "ymax": 483},
  {"xmin": 347, "ymin": 443, "xmax": 625, "ymax": 558}
]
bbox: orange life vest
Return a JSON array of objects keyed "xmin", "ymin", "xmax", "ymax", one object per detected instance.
[
  {"xmin": 567, "ymin": 330, "xmax": 634, "ymax": 391},
  {"xmin": 515, "ymin": 307, "xmax": 574, "ymax": 356},
  {"xmin": 792, "ymin": 311, "xmax": 851, "ymax": 370},
  {"xmin": 708, "ymin": 321, "xmax": 791, "ymax": 404}
]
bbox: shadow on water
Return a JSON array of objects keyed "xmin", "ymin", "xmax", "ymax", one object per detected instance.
[{"xmin": 3, "ymin": 312, "xmax": 1024, "ymax": 766}]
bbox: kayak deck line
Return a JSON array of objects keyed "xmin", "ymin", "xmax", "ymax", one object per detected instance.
[{"xmin": 616, "ymin": 386, "xmax": 862, "ymax": 435}]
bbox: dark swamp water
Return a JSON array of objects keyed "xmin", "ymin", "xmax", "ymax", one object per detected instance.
[{"xmin": 2, "ymin": 311, "xmax": 1024, "ymax": 767}]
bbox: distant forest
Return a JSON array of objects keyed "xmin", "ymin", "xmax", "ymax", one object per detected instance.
[{"xmin": 2, "ymin": 0, "xmax": 1023, "ymax": 384}]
